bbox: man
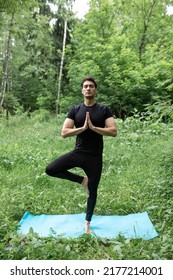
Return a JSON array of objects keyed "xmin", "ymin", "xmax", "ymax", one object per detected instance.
[{"xmin": 46, "ymin": 76, "xmax": 117, "ymax": 233}]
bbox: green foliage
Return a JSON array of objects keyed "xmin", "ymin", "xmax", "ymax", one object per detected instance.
[
  {"xmin": 0, "ymin": 0, "xmax": 37, "ymax": 12},
  {"xmin": 144, "ymin": 98, "xmax": 173, "ymax": 122},
  {"xmin": 1, "ymin": 0, "xmax": 173, "ymax": 115},
  {"xmin": 0, "ymin": 0, "xmax": 76, "ymax": 114},
  {"xmin": 0, "ymin": 113, "xmax": 173, "ymax": 259},
  {"xmin": 3, "ymin": 93, "xmax": 22, "ymax": 114},
  {"xmin": 65, "ymin": 0, "xmax": 173, "ymax": 117}
]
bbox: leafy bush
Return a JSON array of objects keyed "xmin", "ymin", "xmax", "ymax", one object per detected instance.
[{"xmin": 144, "ymin": 97, "xmax": 173, "ymax": 123}]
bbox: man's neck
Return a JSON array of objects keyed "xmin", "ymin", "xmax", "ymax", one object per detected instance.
[{"xmin": 84, "ymin": 98, "xmax": 96, "ymax": 107}]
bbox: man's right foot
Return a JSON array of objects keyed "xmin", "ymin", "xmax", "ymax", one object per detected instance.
[
  {"xmin": 81, "ymin": 176, "xmax": 89, "ymax": 196},
  {"xmin": 84, "ymin": 221, "xmax": 92, "ymax": 234}
]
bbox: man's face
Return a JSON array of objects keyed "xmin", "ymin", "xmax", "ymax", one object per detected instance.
[{"xmin": 82, "ymin": 80, "xmax": 96, "ymax": 99}]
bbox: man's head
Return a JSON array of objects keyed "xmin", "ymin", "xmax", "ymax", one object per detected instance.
[
  {"xmin": 81, "ymin": 76, "xmax": 97, "ymax": 89},
  {"xmin": 81, "ymin": 76, "xmax": 97, "ymax": 100}
]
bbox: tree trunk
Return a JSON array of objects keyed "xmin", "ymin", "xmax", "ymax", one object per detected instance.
[
  {"xmin": 0, "ymin": 10, "xmax": 15, "ymax": 111},
  {"xmin": 139, "ymin": 0, "xmax": 157, "ymax": 60},
  {"xmin": 56, "ymin": 17, "xmax": 67, "ymax": 115}
]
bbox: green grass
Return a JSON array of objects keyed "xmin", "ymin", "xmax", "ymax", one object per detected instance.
[{"xmin": 0, "ymin": 112, "xmax": 173, "ymax": 260}]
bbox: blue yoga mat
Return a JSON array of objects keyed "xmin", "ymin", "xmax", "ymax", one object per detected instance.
[{"xmin": 18, "ymin": 212, "xmax": 158, "ymax": 240}]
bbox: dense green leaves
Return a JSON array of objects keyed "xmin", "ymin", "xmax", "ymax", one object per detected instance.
[
  {"xmin": 0, "ymin": 0, "xmax": 76, "ymax": 114},
  {"xmin": 0, "ymin": 0, "xmax": 173, "ymax": 115},
  {"xmin": 66, "ymin": 0, "xmax": 173, "ymax": 117}
]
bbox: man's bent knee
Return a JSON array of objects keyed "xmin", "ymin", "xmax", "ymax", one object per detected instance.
[{"xmin": 45, "ymin": 165, "xmax": 54, "ymax": 176}]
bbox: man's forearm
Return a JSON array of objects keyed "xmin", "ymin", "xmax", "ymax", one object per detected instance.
[
  {"xmin": 61, "ymin": 127, "xmax": 85, "ymax": 138},
  {"xmin": 92, "ymin": 126, "xmax": 117, "ymax": 137}
]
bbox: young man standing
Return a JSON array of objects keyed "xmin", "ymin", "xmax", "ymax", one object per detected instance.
[{"xmin": 46, "ymin": 76, "xmax": 117, "ymax": 233}]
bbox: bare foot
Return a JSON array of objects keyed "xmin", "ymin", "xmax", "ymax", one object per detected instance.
[
  {"xmin": 84, "ymin": 221, "xmax": 92, "ymax": 234},
  {"xmin": 81, "ymin": 176, "xmax": 89, "ymax": 196}
]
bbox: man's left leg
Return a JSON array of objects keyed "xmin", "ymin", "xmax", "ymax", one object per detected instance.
[{"xmin": 82, "ymin": 154, "xmax": 103, "ymax": 233}]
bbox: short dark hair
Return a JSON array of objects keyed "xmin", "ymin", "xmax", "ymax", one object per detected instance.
[{"xmin": 81, "ymin": 76, "xmax": 97, "ymax": 88}]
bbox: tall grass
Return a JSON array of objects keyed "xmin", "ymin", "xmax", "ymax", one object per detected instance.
[{"xmin": 0, "ymin": 112, "xmax": 173, "ymax": 260}]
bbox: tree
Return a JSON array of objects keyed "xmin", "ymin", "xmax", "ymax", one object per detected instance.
[
  {"xmin": 1, "ymin": 0, "xmax": 172, "ymax": 117},
  {"xmin": 0, "ymin": 0, "xmax": 31, "ymax": 12},
  {"xmin": 0, "ymin": 11, "xmax": 15, "ymax": 112},
  {"xmin": 66, "ymin": 0, "xmax": 173, "ymax": 117},
  {"xmin": 0, "ymin": 0, "xmax": 76, "ymax": 113},
  {"xmin": 0, "ymin": 0, "xmax": 37, "ymax": 114},
  {"xmin": 55, "ymin": 0, "xmax": 75, "ymax": 114},
  {"xmin": 56, "ymin": 16, "xmax": 67, "ymax": 114}
]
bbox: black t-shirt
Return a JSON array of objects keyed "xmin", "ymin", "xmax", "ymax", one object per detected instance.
[{"xmin": 67, "ymin": 103, "xmax": 113, "ymax": 155}]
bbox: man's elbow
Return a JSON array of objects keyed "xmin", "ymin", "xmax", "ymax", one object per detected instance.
[
  {"xmin": 61, "ymin": 130, "xmax": 66, "ymax": 138},
  {"xmin": 112, "ymin": 128, "xmax": 117, "ymax": 137}
]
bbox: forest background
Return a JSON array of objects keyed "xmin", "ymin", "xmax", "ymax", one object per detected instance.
[
  {"xmin": 0, "ymin": 0, "xmax": 173, "ymax": 118},
  {"xmin": 1, "ymin": 0, "xmax": 173, "ymax": 260}
]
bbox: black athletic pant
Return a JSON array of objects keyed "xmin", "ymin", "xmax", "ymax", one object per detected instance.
[{"xmin": 45, "ymin": 150, "xmax": 102, "ymax": 221}]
